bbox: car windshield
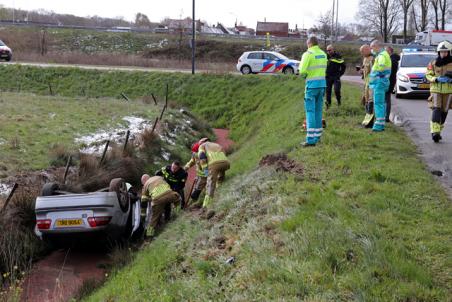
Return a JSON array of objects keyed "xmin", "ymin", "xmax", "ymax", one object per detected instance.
[
  {"xmin": 277, "ymin": 53, "xmax": 289, "ymax": 60},
  {"xmin": 400, "ymin": 54, "xmax": 436, "ymax": 68},
  {"xmin": 0, "ymin": 40, "xmax": 5, "ymax": 46}
]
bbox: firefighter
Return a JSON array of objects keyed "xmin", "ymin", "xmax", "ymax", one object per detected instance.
[
  {"xmin": 298, "ymin": 36, "xmax": 328, "ymax": 147},
  {"xmin": 140, "ymin": 174, "xmax": 181, "ymax": 235},
  {"xmin": 155, "ymin": 161, "xmax": 188, "ymax": 209},
  {"xmin": 426, "ymin": 41, "xmax": 452, "ymax": 143},
  {"xmin": 198, "ymin": 140, "xmax": 230, "ymax": 208},
  {"xmin": 325, "ymin": 44, "xmax": 346, "ymax": 108},
  {"xmin": 369, "ymin": 40, "xmax": 392, "ymax": 132},
  {"xmin": 184, "ymin": 138, "xmax": 209, "ymax": 203},
  {"xmin": 359, "ymin": 44, "xmax": 375, "ymax": 128}
]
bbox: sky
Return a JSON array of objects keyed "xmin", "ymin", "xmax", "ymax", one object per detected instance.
[{"xmin": 1, "ymin": 0, "xmax": 360, "ymax": 28}]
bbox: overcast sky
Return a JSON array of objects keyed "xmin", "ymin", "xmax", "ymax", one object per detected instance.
[{"xmin": 2, "ymin": 0, "xmax": 359, "ymax": 28}]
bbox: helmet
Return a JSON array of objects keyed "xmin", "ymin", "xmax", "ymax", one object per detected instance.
[
  {"xmin": 437, "ymin": 41, "xmax": 452, "ymax": 52},
  {"xmin": 191, "ymin": 142, "xmax": 200, "ymax": 153},
  {"xmin": 199, "ymin": 137, "xmax": 209, "ymax": 144}
]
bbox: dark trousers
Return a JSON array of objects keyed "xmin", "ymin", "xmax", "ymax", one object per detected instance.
[
  {"xmin": 326, "ymin": 77, "xmax": 341, "ymax": 106},
  {"xmin": 385, "ymin": 81, "xmax": 396, "ymax": 122},
  {"xmin": 385, "ymin": 91, "xmax": 392, "ymax": 122}
]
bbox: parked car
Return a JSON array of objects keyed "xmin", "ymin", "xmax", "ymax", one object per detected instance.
[
  {"xmin": 237, "ymin": 51, "xmax": 299, "ymax": 75},
  {"xmin": 396, "ymin": 48, "xmax": 437, "ymax": 98},
  {"xmin": 0, "ymin": 40, "xmax": 12, "ymax": 61},
  {"xmin": 34, "ymin": 178, "xmax": 146, "ymax": 245}
]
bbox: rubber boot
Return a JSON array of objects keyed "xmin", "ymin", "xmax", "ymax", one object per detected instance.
[
  {"xmin": 202, "ymin": 195, "xmax": 212, "ymax": 208},
  {"xmin": 432, "ymin": 133, "xmax": 441, "ymax": 143}
]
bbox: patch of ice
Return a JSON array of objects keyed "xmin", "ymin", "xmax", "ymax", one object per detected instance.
[
  {"xmin": 161, "ymin": 151, "xmax": 171, "ymax": 161},
  {"xmin": 75, "ymin": 116, "xmax": 151, "ymax": 154},
  {"xmin": 0, "ymin": 182, "xmax": 12, "ymax": 197}
]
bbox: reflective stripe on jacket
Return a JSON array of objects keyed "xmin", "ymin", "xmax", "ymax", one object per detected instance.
[
  {"xmin": 299, "ymin": 45, "xmax": 328, "ymax": 89},
  {"xmin": 426, "ymin": 59, "xmax": 452, "ymax": 94},
  {"xmin": 369, "ymin": 50, "xmax": 392, "ymax": 90},
  {"xmin": 141, "ymin": 176, "xmax": 172, "ymax": 202},
  {"xmin": 184, "ymin": 153, "xmax": 205, "ymax": 177},
  {"xmin": 198, "ymin": 142, "xmax": 229, "ymax": 170}
]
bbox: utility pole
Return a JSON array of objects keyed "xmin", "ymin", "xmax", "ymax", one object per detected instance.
[
  {"xmin": 335, "ymin": 0, "xmax": 339, "ymax": 42},
  {"xmin": 191, "ymin": 0, "xmax": 196, "ymax": 75},
  {"xmin": 331, "ymin": 0, "xmax": 335, "ymax": 43}
]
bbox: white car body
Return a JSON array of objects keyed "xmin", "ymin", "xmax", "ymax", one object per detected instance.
[
  {"xmin": 0, "ymin": 39, "xmax": 12, "ymax": 61},
  {"xmin": 34, "ymin": 179, "xmax": 147, "ymax": 244},
  {"xmin": 237, "ymin": 51, "xmax": 300, "ymax": 75},
  {"xmin": 396, "ymin": 50, "xmax": 437, "ymax": 97}
]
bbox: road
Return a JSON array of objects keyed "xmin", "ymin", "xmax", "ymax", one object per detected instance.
[{"xmin": 343, "ymin": 75, "xmax": 452, "ymax": 196}]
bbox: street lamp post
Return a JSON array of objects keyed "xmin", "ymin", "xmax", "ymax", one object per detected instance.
[{"xmin": 191, "ymin": 0, "xmax": 195, "ymax": 75}]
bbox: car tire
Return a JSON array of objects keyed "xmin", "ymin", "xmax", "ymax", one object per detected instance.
[
  {"xmin": 283, "ymin": 66, "xmax": 294, "ymax": 75},
  {"xmin": 241, "ymin": 65, "xmax": 252, "ymax": 75},
  {"xmin": 109, "ymin": 178, "xmax": 130, "ymax": 213},
  {"xmin": 41, "ymin": 182, "xmax": 61, "ymax": 196}
]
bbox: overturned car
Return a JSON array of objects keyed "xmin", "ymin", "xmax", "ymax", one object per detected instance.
[{"xmin": 34, "ymin": 178, "xmax": 150, "ymax": 244}]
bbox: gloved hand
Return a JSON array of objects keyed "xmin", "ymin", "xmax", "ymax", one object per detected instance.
[
  {"xmin": 437, "ymin": 76, "xmax": 449, "ymax": 83},
  {"xmin": 203, "ymin": 168, "xmax": 209, "ymax": 177}
]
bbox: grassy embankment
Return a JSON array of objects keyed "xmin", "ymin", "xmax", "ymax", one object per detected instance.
[
  {"xmin": 0, "ymin": 26, "xmax": 364, "ymax": 70},
  {"xmin": 0, "ymin": 65, "xmax": 450, "ymax": 300}
]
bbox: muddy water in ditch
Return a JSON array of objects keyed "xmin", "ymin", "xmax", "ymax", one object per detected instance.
[{"xmin": 21, "ymin": 129, "xmax": 233, "ymax": 302}]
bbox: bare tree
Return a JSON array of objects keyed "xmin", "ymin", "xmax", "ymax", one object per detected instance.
[
  {"xmin": 438, "ymin": 0, "xmax": 449, "ymax": 29},
  {"xmin": 312, "ymin": 10, "xmax": 333, "ymax": 45},
  {"xmin": 400, "ymin": 0, "xmax": 415, "ymax": 42},
  {"xmin": 135, "ymin": 12, "xmax": 151, "ymax": 28},
  {"xmin": 358, "ymin": 0, "xmax": 400, "ymax": 42},
  {"xmin": 430, "ymin": 0, "xmax": 440, "ymax": 29},
  {"xmin": 412, "ymin": 0, "xmax": 430, "ymax": 32}
]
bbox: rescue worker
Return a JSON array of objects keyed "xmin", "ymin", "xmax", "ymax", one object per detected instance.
[
  {"xmin": 140, "ymin": 174, "xmax": 181, "ymax": 235},
  {"xmin": 426, "ymin": 41, "xmax": 452, "ymax": 143},
  {"xmin": 385, "ymin": 46, "xmax": 400, "ymax": 122},
  {"xmin": 184, "ymin": 138, "xmax": 209, "ymax": 202},
  {"xmin": 325, "ymin": 44, "xmax": 346, "ymax": 108},
  {"xmin": 369, "ymin": 40, "xmax": 392, "ymax": 132},
  {"xmin": 155, "ymin": 160, "xmax": 187, "ymax": 209},
  {"xmin": 298, "ymin": 36, "xmax": 328, "ymax": 146},
  {"xmin": 359, "ymin": 44, "xmax": 375, "ymax": 128},
  {"xmin": 198, "ymin": 139, "xmax": 230, "ymax": 208}
]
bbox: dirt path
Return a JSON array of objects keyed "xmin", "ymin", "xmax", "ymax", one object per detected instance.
[
  {"xmin": 21, "ymin": 129, "xmax": 233, "ymax": 302},
  {"xmin": 21, "ymin": 250, "xmax": 106, "ymax": 302}
]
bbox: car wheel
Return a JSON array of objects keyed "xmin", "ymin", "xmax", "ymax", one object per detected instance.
[
  {"xmin": 109, "ymin": 178, "xmax": 129, "ymax": 213},
  {"xmin": 283, "ymin": 66, "xmax": 294, "ymax": 75},
  {"xmin": 241, "ymin": 65, "xmax": 252, "ymax": 75},
  {"xmin": 41, "ymin": 182, "xmax": 60, "ymax": 196}
]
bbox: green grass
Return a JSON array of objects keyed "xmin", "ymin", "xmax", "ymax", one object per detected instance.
[
  {"xmin": 0, "ymin": 91, "xmax": 210, "ymax": 176},
  {"xmin": 0, "ymin": 26, "xmax": 363, "ymax": 65},
  {"xmin": 0, "ymin": 66, "xmax": 450, "ymax": 300}
]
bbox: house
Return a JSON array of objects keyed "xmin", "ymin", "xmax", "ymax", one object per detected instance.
[
  {"xmin": 235, "ymin": 25, "xmax": 255, "ymax": 36},
  {"xmin": 165, "ymin": 18, "xmax": 202, "ymax": 34},
  {"xmin": 201, "ymin": 24, "xmax": 225, "ymax": 35},
  {"xmin": 216, "ymin": 23, "xmax": 236, "ymax": 35},
  {"xmin": 256, "ymin": 22, "xmax": 289, "ymax": 37}
]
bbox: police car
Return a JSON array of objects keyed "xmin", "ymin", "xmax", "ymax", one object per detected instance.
[
  {"xmin": 396, "ymin": 48, "xmax": 437, "ymax": 98},
  {"xmin": 237, "ymin": 51, "xmax": 300, "ymax": 75}
]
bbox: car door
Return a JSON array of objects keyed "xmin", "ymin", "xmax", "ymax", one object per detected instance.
[
  {"xmin": 247, "ymin": 52, "xmax": 264, "ymax": 73},
  {"xmin": 262, "ymin": 52, "xmax": 280, "ymax": 73}
]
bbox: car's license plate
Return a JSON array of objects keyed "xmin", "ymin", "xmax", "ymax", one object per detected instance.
[
  {"xmin": 418, "ymin": 84, "xmax": 430, "ymax": 89},
  {"xmin": 56, "ymin": 219, "xmax": 83, "ymax": 227}
]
